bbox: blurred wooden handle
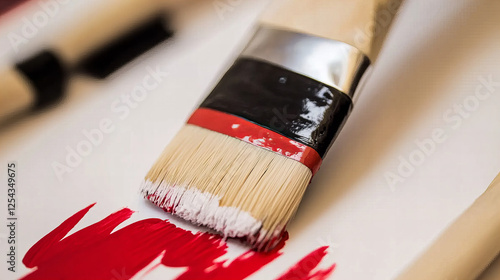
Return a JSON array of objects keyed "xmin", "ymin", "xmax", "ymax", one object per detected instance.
[
  {"xmin": 0, "ymin": 67, "xmax": 34, "ymax": 121},
  {"xmin": 260, "ymin": 0, "xmax": 402, "ymax": 60},
  {"xmin": 478, "ymin": 254, "xmax": 500, "ymax": 280},
  {"xmin": 396, "ymin": 173, "xmax": 500, "ymax": 280},
  {"xmin": 54, "ymin": 0, "xmax": 176, "ymax": 65}
]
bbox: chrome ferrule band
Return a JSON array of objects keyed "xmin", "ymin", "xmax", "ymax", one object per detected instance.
[{"xmin": 240, "ymin": 26, "xmax": 370, "ymax": 101}]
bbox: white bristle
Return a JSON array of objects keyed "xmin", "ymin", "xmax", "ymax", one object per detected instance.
[
  {"xmin": 141, "ymin": 124, "xmax": 312, "ymax": 251},
  {"xmin": 141, "ymin": 180, "xmax": 263, "ymax": 238}
]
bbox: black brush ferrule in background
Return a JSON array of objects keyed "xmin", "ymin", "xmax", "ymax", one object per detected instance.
[
  {"xmin": 75, "ymin": 14, "xmax": 173, "ymax": 79},
  {"xmin": 15, "ymin": 50, "xmax": 67, "ymax": 109},
  {"xmin": 12, "ymin": 14, "xmax": 172, "ymax": 111},
  {"xmin": 200, "ymin": 58, "xmax": 353, "ymax": 158}
]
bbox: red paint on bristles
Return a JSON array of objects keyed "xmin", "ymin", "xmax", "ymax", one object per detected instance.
[{"xmin": 187, "ymin": 108, "xmax": 322, "ymax": 175}]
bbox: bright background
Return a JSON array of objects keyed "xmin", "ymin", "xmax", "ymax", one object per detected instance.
[{"xmin": 1, "ymin": 0, "xmax": 500, "ymax": 279}]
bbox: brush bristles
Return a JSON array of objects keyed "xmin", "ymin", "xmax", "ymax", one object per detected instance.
[{"xmin": 141, "ymin": 124, "xmax": 312, "ymax": 251}]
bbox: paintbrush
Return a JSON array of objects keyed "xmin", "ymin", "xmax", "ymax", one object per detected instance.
[
  {"xmin": 396, "ymin": 172, "xmax": 500, "ymax": 280},
  {"xmin": 0, "ymin": 0, "xmax": 183, "ymax": 124},
  {"xmin": 141, "ymin": 0, "xmax": 404, "ymax": 251}
]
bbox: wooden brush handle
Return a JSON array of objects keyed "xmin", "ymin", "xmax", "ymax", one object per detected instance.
[
  {"xmin": 478, "ymin": 255, "xmax": 500, "ymax": 280},
  {"xmin": 0, "ymin": 67, "xmax": 34, "ymax": 121},
  {"xmin": 260, "ymin": 0, "xmax": 402, "ymax": 61},
  {"xmin": 396, "ymin": 172, "xmax": 500, "ymax": 280},
  {"xmin": 54, "ymin": 0, "xmax": 176, "ymax": 65}
]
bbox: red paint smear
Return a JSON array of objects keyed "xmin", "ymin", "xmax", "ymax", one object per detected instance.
[
  {"xmin": 22, "ymin": 204, "xmax": 335, "ymax": 280},
  {"xmin": 188, "ymin": 108, "xmax": 322, "ymax": 175},
  {"xmin": 175, "ymin": 233, "xmax": 289, "ymax": 280},
  {"xmin": 23, "ymin": 203, "xmax": 96, "ymax": 268},
  {"xmin": 276, "ymin": 246, "xmax": 336, "ymax": 280}
]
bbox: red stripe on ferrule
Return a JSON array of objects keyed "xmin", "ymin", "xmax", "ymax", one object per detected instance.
[{"xmin": 187, "ymin": 108, "xmax": 322, "ymax": 175}]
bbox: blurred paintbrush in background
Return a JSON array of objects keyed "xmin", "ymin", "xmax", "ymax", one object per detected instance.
[{"xmin": 0, "ymin": 0, "xmax": 184, "ymax": 125}]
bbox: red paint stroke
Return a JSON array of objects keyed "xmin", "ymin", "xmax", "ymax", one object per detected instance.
[
  {"xmin": 188, "ymin": 108, "xmax": 322, "ymax": 175},
  {"xmin": 22, "ymin": 204, "xmax": 335, "ymax": 280},
  {"xmin": 175, "ymin": 233, "xmax": 288, "ymax": 280},
  {"xmin": 276, "ymin": 246, "xmax": 336, "ymax": 280}
]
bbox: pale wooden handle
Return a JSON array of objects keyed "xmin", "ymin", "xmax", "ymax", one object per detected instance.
[
  {"xmin": 0, "ymin": 67, "xmax": 35, "ymax": 121},
  {"xmin": 260, "ymin": 0, "xmax": 402, "ymax": 61},
  {"xmin": 478, "ymin": 255, "xmax": 500, "ymax": 280},
  {"xmin": 396, "ymin": 173, "xmax": 500, "ymax": 280},
  {"xmin": 54, "ymin": 0, "xmax": 175, "ymax": 65}
]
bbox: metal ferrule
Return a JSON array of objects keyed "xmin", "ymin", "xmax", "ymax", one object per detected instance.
[{"xmin": 240, "ymin": 26, "xmax": 370, "ymax": 101}]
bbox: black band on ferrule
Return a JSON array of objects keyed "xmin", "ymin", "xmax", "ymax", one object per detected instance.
[
  {"xmin": 200, "ymin": 58, "xmax": 353, "ymax": 158},
  {"xmin": 15, "ymin": 51, "xmax": 67, "ymax": 108}
]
